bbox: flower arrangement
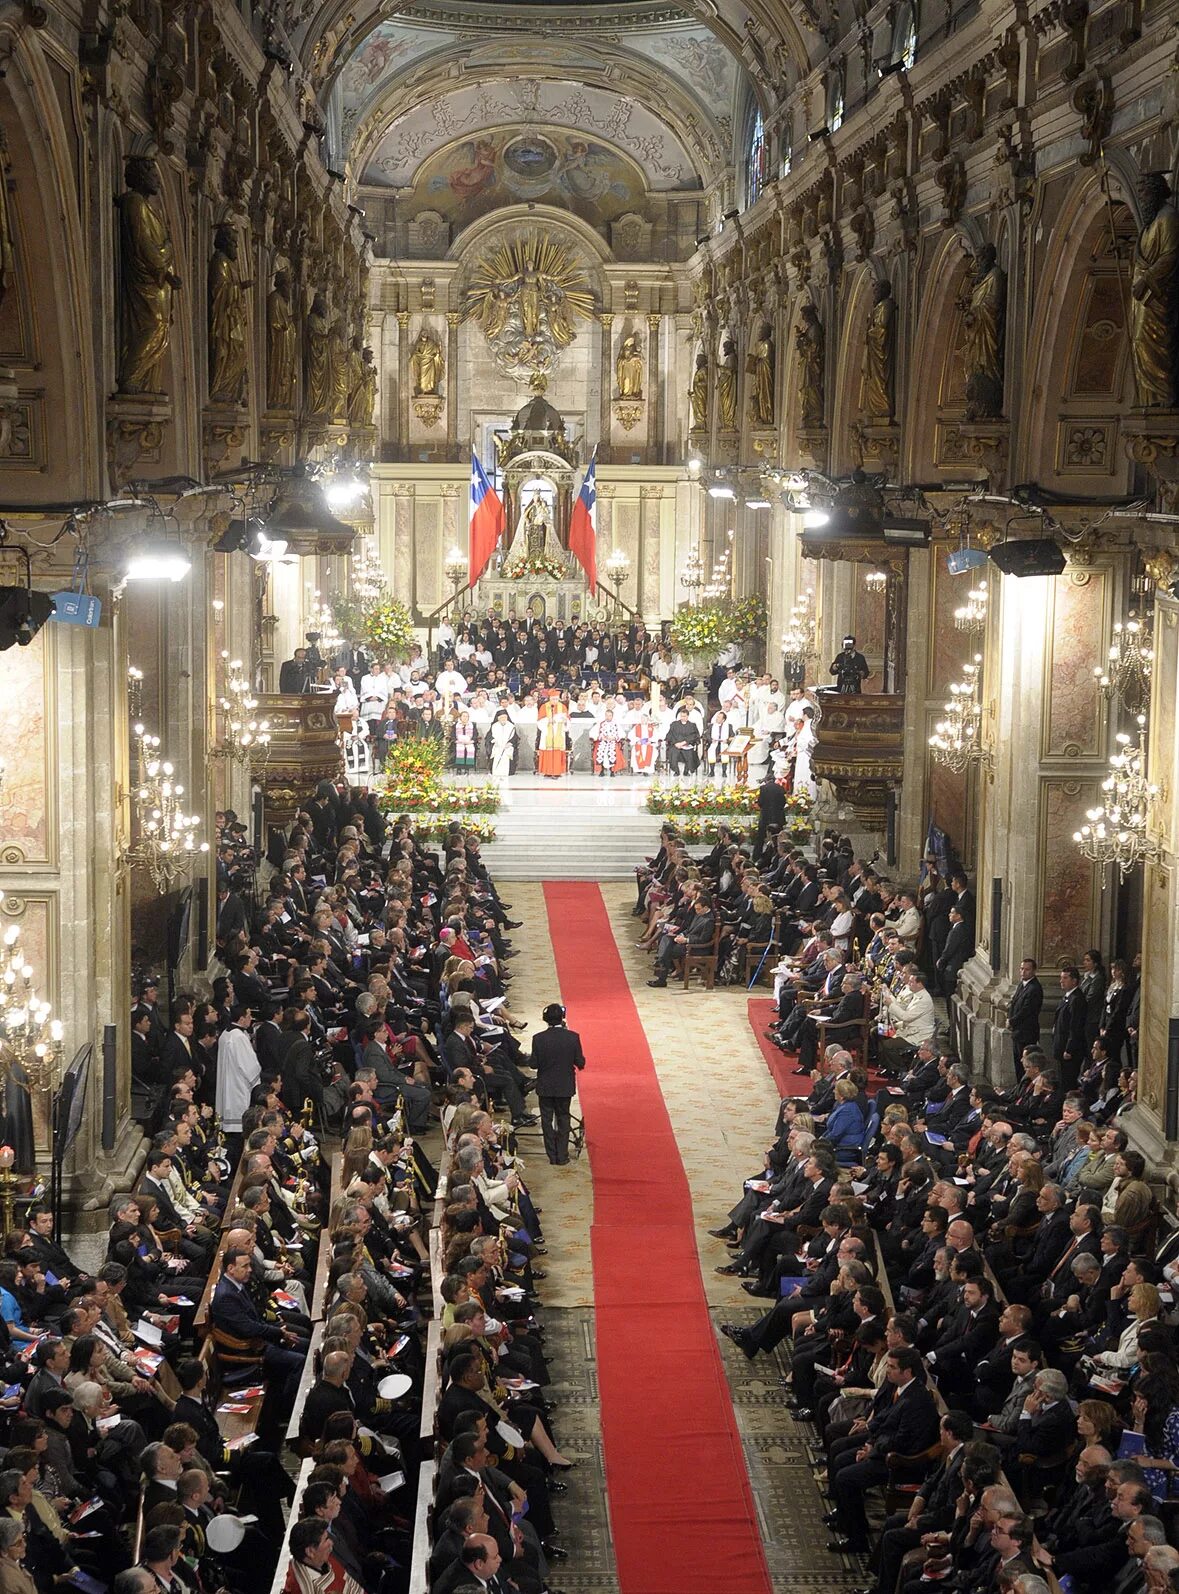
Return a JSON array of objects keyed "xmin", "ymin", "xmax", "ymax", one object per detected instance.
[
  {"xmin": 379, "ymin": 735, "xmax": 501, "ymax": 815},
  {"xmin": 672, "ymin": 818, "xmax": 753, "ymax": 842},
  {"xmin": 502, "ymin": 551, "xmax": 570, "ymax": 582},
  {"xmin": 670, "ymin": 594, "xmax": 770, "ymax": 655},
  {"xmin": 394, "ymin": 815, "xmax": 499, "ymax": 841},
  {"xmin": 647, "ymin": 781, "xmax": 762, "ymax": 816},
  {"xmin": 362, "ymin": 596, "xmax": 415, "ymax": 656}
]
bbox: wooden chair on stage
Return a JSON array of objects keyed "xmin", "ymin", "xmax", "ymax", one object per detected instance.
[{"xmin": 683, "ymin": 922, "xmax": 722, "ymax": 990}]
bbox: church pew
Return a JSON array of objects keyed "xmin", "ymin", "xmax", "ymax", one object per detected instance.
[
  {"xmin": 268, "ymin": 1458, "xmax": 315, "ymax": 1594},
  {"xmin": 406, "ymin": 1461, "xmax": 437, "ymax": 1594},
  {"xmin": 285, "ymin": 1321, "xmax": 326, "ymax": 1458}
]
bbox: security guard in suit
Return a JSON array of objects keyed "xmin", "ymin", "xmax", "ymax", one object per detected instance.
[{"xmin": 529, "ymin": 1004, "xmax": 586, "ymax": 1166}]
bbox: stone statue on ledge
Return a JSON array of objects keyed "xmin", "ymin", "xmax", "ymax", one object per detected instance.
[
  {"xmin": 115, "ymin": 155, "xmax": 181, "ymax": 396},
  {"xmin": 863, "ymin": 278, "xmax": 896, "ymax": 423},
  {"xmin": 961, "ymin": 243, "xmax": 1006, "ymax": 422},
  {"xmin": 1130, "ymin": 171, "xmax": 1179, "ymax": 409}
]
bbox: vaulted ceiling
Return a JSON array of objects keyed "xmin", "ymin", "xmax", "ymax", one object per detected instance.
[{"xmin": 288, "ymin": 0, "xmax": 806, "ymax": 200}]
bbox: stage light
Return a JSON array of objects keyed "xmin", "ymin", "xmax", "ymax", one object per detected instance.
[
  {"xmin": 122, "ymin": 544, "xmax": 190, "ymax": 584},
  {"xmin": 708, "ymin": 484, "xmax": 736, "ymax": 500},
  {"xmin": 803, "ymin": 508, "xmax": 830, "ymax": 528},
  {"xmin": 745, "ymin": 498, "xmax": 771, "ymax": 510}
]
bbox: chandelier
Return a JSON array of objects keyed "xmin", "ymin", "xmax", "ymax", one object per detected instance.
[
  {"xmin": 954, "ymin": 581, "xmax": 988, "ymax": 634},
  {"xmin": 120, "ymin": 724, "xmax": 210, "ymax": 894},
  {"xmin": 1093, "ymin": 618, "xmax": 1153, "ymax": 715},
  {"xmin": 781, "ymin": 588, "xmax": 817, "ymax": 676},
  {"xmin": 213, "ymin": 653, "xmax": 271, "ymax": 766},
  {"xmin": 352, "ymin": 536, "xmax": 388, "ymax": 607},
  {"xmin": 0, "ymin": 894, "xmax": 63, "ymax": 1095},
  {"xmin": 864, "ymin": 568, "xmax": 887, "ymax": 593},
  {"xmin": 929, "ymin": 654, "xmax": 990, "ymax": 773},
  {"xmin": 681, "ymin": 546, "xmax": 705, "ymax": 600},
  {"xmin": 1073, "ymin": 713, "xmax": 1161, "ymax": 883}
]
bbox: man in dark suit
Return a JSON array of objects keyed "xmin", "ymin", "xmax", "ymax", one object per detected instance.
[
  {"xmin": 935, "ymin": 906, "xmax": 973, "ymax": 997},
  {"xmin": 795, "ymin": 972, "xmax": 866, "ymax": 1074},
  {"xmin": 826, "ymin": 1347, "xmax": 940, "ymax": 1552},
  {"xmin": 278, "ymin": 649, "xmax": 313, "ymax": 693},
  {"xmin": 926, "ymin": 1277, "xmax": 1000, "ymax": 1394},
  {"xmin": 861, "ymin": 1409, "xmax": 973, "ymax": 1594},
  {"xmin": 996, "ymin": 1182, "xmax": 1073, "ymax": 1302},
  {"xmin": 1009, "ymin": 958, "xmax": 1044, "ymax": 1058},
  {"xmin": 210, "ymin": 1249, "xmax": 306, "ymax": 1403},
  {"xmin": 755, "ymin": 774, "xmax": 787, "ymax": 854},
  {"xmin": 1054, "ymin": 965, "xmax": 1089, "ymax": 1091},
  {"xmin": 648, "ymin": 894, "xmax": 715, "ymax": 988},
  {"xmin": 529, "ymin": 1003, "xmax": 586, "ymax": 1166}
]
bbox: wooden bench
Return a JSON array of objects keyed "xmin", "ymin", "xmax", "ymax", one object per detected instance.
[
  {"xmin": 311, "ymin": 1153, "xmax": 344, "ymax": 1321},
  {"xmin": 419, "ymin": 1320, "xmax": 442, "ymax": 1455},
  {"xmin": 285, "ymin": 1321, "xmax": 325, "ymax": 1458},
  {"xmin": 406, "ymin": 1460, "xmax": 436, "ymax": 1594},
  {"xmin": 268, "ymin": 1458, "xmax": 315, "ymax": 1594}
]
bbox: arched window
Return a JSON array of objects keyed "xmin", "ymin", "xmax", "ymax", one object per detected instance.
[
  {"xmin": 826, "ymin": 64, "xmax": 845, "ymax": 133},
  {"xmin": 890, "ymin": 0, "xmax": 918, "ymax": 69},
  {"xmin": 746, "ymin": 109, "xmax": 768, "ymax": 207},
  {"xmin": 780, "ymin": 123, "xmax": 793, "ymax": 178}
]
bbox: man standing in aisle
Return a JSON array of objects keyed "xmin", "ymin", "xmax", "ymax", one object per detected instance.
[
  {"xmin": 529, "ymin": 1003, "xmax": 585, "ymax": 1166},
  {"xmin": 215, "ymin": 1005, "xmax": 258, "ymax": 1167}
]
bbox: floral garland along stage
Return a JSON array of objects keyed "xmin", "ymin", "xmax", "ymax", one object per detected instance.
[
  {"xmin": 501, "ymin": 551, "xmax": 570, "ymax": 582},
  {"xmin": 646, "ymin": 780, "xmax": 813, "ymax": 816}
]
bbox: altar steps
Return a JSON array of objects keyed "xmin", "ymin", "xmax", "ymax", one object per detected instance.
[{"xmin": 480, "ymin": 779, "xmax": 658, "ymax": 879}]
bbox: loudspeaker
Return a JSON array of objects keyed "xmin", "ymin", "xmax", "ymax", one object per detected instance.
[
  {"xmin": 1166, "ymin": 1018, "xmax": 1179, "ymax": 1142},
  {"xmin": 990, "ymin": 877, "xmax": 1002, "ymax": 974},
  {"xmin": 195, "ymin": 874, "xmax": 209, "ymax": 970},
  {"xmin": 988, "ymin": 538, "xmax": 1066, "ymax": 577}
]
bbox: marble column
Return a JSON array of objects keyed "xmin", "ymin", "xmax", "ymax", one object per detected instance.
[
  {"xmin": 639, "ymin": 483, "xmax": 664, "ymax": 617},
  {"xmin": 446, "ymin": 312, "xmax": 460, "ymax": 458},
  {"xmin": 646, "ymin": 313, "xmax": 662, "ymax": 463},
  {"xmin": 396, "ymin": 313, "xmax": 411, "ymax": 455},
  {"xmin": 598, "ymin": 314, "xmax": 613, "ymax": 464}
]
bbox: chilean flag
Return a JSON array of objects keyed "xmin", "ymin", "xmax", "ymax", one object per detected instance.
[
  {"xmin": 570, "ymin": 449, "xmax": 598, "ymax": 595},
  {"xmin": 468, "ymin": 452, "xmax": 504, "ymax": 588}
]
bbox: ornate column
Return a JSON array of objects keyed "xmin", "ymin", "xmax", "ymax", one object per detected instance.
[
  {"xmin": 639, "ymin": 483, "xmax": 664, "ymax": 617},
  {"xmin": 446, "ymin": 312, "xmax": 460, "ymax": 459},
  {"xmin": 598, "ymin": 314, "xmax": 613, "ymax": 463},
  {"xmin": 396, "ymin": 313, "xmax": 411, "ymax": 456},
  {"xmin": 646, "ymin": 313, "xmax": 662, "ymax": 463}
]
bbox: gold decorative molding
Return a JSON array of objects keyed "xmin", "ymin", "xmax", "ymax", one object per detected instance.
[
  {"xmin": 612, "ymin": 398, "xmax": 644, "ymax": 432},
  {"xmin": 412, "ymin": 394, "xmax": 444, "ymax": 428}
]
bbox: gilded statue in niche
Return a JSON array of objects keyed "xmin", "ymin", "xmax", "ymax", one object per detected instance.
[
  {"xmin": 716, "ymin": 336, "xmax": 738, "ymax": 430},
  {"xmin": 795, "ymin": 304, "xmax": 825, "ymax": 430},
  {"xmin": 689, "ymin": 350, "xmax": 709, "ymax": 429},
  {"xmin": 748, "ymin": 322, "xmax": 775, "ymax": 426},
  {"xmin": 266, "ymin": 268, "xmax": 297, "ymax": 412},
  {"xmin": 207, "ymin": 222, "xmax": 248, "ymax": 407},
  {"xmin": 1130, "ymin": 171, "xmax": 1179, "ymax": 409},
  {"xmin": 410, "ymin": 328, "xmax": 444, "ymax": 395},
  {"xmin": 863, "ymin": 278, "xmax": 896, "ymax": 423},
  {"xmin": 115, "ymin": 155, "xmax": 181, "ymax": 396},
  {"xmin": 464, "ymin": 230, "xmax": 594, "ymax": 379},
  {"xmin": 304, "ymin": 290, "xmax": 332, "ymax": 416},
  {"xmin": 328, "ymin": 310, "xmax": 350, "ymax": 420},
  {"xmin": 523, "ymin": 494, "xmax": 553, "ymax": 559},
  {"xmin": 960, "ymin": 243, "xmax": 1006, "ymax": 421},
  {"xmin": 349, "ymin": 340, "xmax": 377, "ymax": 427},
  {"xmin": 615, "ymin": 333, "xmax": 643, "ymax": 398}
]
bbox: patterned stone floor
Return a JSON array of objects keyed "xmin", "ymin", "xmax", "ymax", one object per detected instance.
[{"xmin": 500, "ymin": 881, "xmax": 862, "ymax": 1594}]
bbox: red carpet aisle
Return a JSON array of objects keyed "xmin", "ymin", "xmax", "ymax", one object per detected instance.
[
  {"xmin": 747, "ymin": 996, "xmax": 813, "ymax": 1097},
  {"xmin": 544, "ymin": 883, "xmax": 773, "ymax": 1594}
]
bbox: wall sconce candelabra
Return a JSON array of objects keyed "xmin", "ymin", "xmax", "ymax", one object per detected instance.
[
  {"xmin": 1093, "ymin": 618, "xmax": 1153, "ymax": 715},
  {"xmin": 929, "ymin": 654, "xmax": 990, "ymax": 773},
  {"xmin": 864, "ymin": 568, "xmax": 887, "ymax": 594},
  {"xmin": 119, "ymin": 724, "xmax": 209, "ymax": 894},
  {"xmin": 444, "ymin": 546, "xmax": 467, "ymax": 591},
  {"xmin": 352, "ymin": 537, "xmax": 388, "ymax": 606},
  {"xmin": 781, "ymin": 588, "xmax": 817, "ymax": 677},
  {"xmin": 1074, "ymin": 713, "xmax": 1161, "ymax": 883},
  {"xmin": 0, "ymin": 892, "xmax": 63, "ymax": 1099}
]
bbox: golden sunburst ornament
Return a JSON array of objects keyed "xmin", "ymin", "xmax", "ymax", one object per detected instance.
[{"xmin": 464, "ymin": 231, "xmax": 595, "ymax": 377}]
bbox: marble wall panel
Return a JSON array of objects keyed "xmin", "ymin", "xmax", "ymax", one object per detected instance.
[
  {"xmin": 1151, "ymin": 600, "xmax": 1178, "ymax": 853},
  {"xmin": 1038, "ymin": 777, "xmax": 1101, "ymax": 967},
  {"xmin": 928, "ymin": 546, "xmax": 968, "ymax": 699},
  {"xmin": 0, "ymin": 630, "xmax": 52, "ymax": 865},
  {"xmin": 852, "ymin": 567, "xmax": 887, "ymax": 670},
  {"xmin": 1138, "ymin": 859, "xmax": 1172, "ymax": 1121},
  {"xmin": 1044, "ymin": 568, "xmax": 1105, "ymax": 758}
]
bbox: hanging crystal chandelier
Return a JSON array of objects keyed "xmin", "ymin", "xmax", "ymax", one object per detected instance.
[
  {"xmin": 351, "ymin": 536, "xmax": 388, "ymax": 607},
  {"xmin": 213, "ymin": 653, "xmax": 271, "ymax": 766},
  {"xmin": 864, "ymin": 568, "xmax": 887, "ymax": 593},
  {"xmin": 305, "ymin": 588, "xmax": 343, "ymax": 657},
  {"xmin": 781, "ymin": 588, "xmax": 817, "ymax": 676},
  {"xmin": 929, "ymin": 654, "xmax": 990, "ymax": 773},
  {"xmin": 1074, "ymin": 713, "xmax": 1161, "ymax": 883},
  {"xmin": 954, "ymin": 581, "xmax": 988, "ymax": 634},
  {"xmin": 121, "ymin": 725, "xmax": 210, "ymax": 894},
  {"xmin": 680, "ymin": 546, "xmax": 705, "ymax": 601},
  {"xmin": 0, "ymin": 895, "xmax": 64, "ymax": 1095},
  {"xmin": 1093, "ymin": 618, "xmax": 1153, "ymax": 715}
]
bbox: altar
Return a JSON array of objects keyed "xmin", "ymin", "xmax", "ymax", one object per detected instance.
[{"xmin": 475, "ymin": 575, "xmax": 592, "ymax": 624}]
